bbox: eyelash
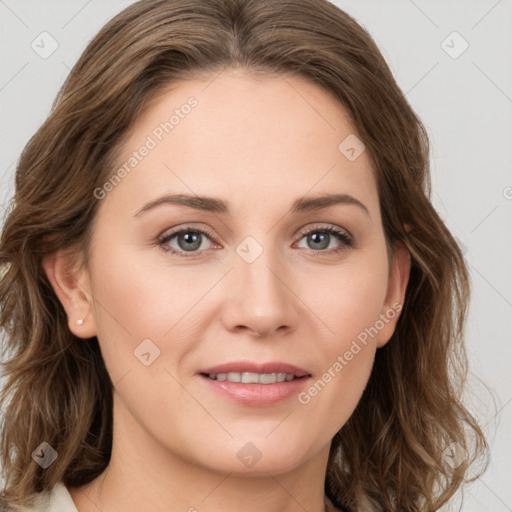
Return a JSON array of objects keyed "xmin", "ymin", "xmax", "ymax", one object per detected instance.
[{"xmin": 158, "ymin": 224, "xmax": 353, "ymax": 259}]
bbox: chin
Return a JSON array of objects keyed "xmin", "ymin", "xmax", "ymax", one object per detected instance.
[{"xmin": 190, "ymin": 436, "xmax": 312, "ymax": 476}]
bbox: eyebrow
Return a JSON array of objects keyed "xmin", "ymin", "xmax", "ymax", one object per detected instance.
[{"xmin": 134, "ymin": 193, "xmax": 370, "ymax": 217}]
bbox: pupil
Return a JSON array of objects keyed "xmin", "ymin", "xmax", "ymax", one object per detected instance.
[
  {"xmin": 179, "ymin": 232, "xmax": 201, "ymax": 251},
  {"xmin": 309, "ymin": 232, "xmax": 329, "ymax": 250}
]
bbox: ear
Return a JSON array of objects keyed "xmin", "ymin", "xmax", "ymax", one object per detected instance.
[
  {"xmin": 42, "ymin": 248, "xmax": 97, "ymax": 339},
  {"xmin": 376, "ymin": 240, "xmax": 411, "ymax": 348}
]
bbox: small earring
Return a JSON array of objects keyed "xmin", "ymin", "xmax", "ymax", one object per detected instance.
[{"xmin": 76, "ymin": 319, "xmax": 84, "ymax": 326}]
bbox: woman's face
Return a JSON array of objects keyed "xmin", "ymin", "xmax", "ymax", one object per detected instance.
[{"xmin": 71, "ymin": 69, "xmax": 408, "ymax": 475}]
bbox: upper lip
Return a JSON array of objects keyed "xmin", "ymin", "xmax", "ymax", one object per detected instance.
[{"xmin": 198, "ymin": 361, "xmax": 311, "ymax": 378}]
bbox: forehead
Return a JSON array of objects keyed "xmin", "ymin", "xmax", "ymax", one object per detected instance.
[{"xmin": 100, "ymin": 69, "xmax": 379, "ymax": 218}]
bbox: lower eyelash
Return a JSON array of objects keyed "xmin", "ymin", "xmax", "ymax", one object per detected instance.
[
  {"xmin": 158, "ymin": 226, "xmax": 215, "ymax": 258},
  {"xmin": 298, "ymin": 226, "xmax": 353, "ymax": 255},
  {"xmin": 158, "ymin": 225, "xmax": 353, "ymax": 257}
]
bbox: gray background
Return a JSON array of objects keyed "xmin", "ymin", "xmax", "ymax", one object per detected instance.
[{"xmin": 1, "ymin": 1, "xmax": 511, "ymax": 510}]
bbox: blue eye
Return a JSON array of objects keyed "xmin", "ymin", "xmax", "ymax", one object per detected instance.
[
  {"xmin": 159, "ymin": 226, "xmax": 215, "ymax": 258},
  {"xmin": 296, "ymin": 226, "xmax": 353, "ymax": 253},
  {"xmin": 158, "ymin": 224, "xmax": 353, "ymax": 258}
]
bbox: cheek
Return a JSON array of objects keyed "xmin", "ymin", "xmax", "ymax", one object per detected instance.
[
  {"xmin": 86, "ymin": 237, "xmax": 197, "ymax": 381},
  {"xmin": 296, "ymin": 252, "xmax": 390, "ymax": 344},
  {"xmin": 89, "ymin": 234, "xmax": 201, "ymax": 329},
  {"xmin": 293, "ymin": 251, "xmax": 388, "ymax": 417}
]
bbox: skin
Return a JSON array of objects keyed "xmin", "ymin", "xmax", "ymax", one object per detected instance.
[{"xmin": 43, "ymin": 68, "xmax": 410, "ymax": 512}]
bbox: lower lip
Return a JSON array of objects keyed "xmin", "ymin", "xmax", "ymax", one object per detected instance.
[{"xmin": 198, "ymin": 374, "xmax": 311, "ymax": 407}]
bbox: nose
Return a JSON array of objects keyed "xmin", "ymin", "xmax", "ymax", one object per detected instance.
[{"xmin": 220, "ymin": 243, "xmax": 300, "ymax": 338}]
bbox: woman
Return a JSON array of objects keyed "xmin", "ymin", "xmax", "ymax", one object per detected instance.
[{"xmin": 0, "ymin": 0, "xmax": 487, "ymax": 510}]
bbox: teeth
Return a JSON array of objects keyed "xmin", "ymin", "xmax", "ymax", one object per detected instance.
[
  {"xmin": 242, "ymin": 372, "xmax": 260, "ymax": 383},
  {"xmin": 207, "ymin": 372, "xmax": 298, "ymax": 384}
]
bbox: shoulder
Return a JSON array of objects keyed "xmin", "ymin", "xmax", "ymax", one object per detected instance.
[{"xmin": 0, "ymin": 482, "xmax": 77, "ymax": 512}]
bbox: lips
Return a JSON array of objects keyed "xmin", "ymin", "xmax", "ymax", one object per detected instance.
[
  {"xmin": 197, "ymin": 361, "xmax": 312, "ymax": 407},
  {"xmin": 197, "ymin": 361, "xmax": 311, "ymax": 378}
]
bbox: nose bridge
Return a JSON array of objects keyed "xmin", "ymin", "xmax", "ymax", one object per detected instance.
[
  {"xmin": 237, "ymin": 234, "xmax": 287, "ymax": 304},
  {"xmin": 225, "ymin": 232, "xmax": 298, "ymax": 335}
]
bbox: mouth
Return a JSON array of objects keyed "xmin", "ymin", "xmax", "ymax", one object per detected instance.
[
  {"xmin": 200, "ymin": 372, "xmax": 308, "ymax": 384},
  {"xmin": 197, "ymin": 361, "xmax": 311, "ymax": 381},
  {"xmin": 196, "ymin": 361, "xmax": 312, "ymax": 407}
]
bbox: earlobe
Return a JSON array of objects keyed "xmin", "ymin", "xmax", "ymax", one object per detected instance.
[
  {"xmin": 41, "ymin": 249, "xmax": 97, "ymax": 339},
  {"xmin": 376, "ymin": 241, "xmax": 411, "ymax": 348}
]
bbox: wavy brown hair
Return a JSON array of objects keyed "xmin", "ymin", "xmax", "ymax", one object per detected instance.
[{"xmin": 0, "ymin": 0, "xmax": 488, "ymax": 510}]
